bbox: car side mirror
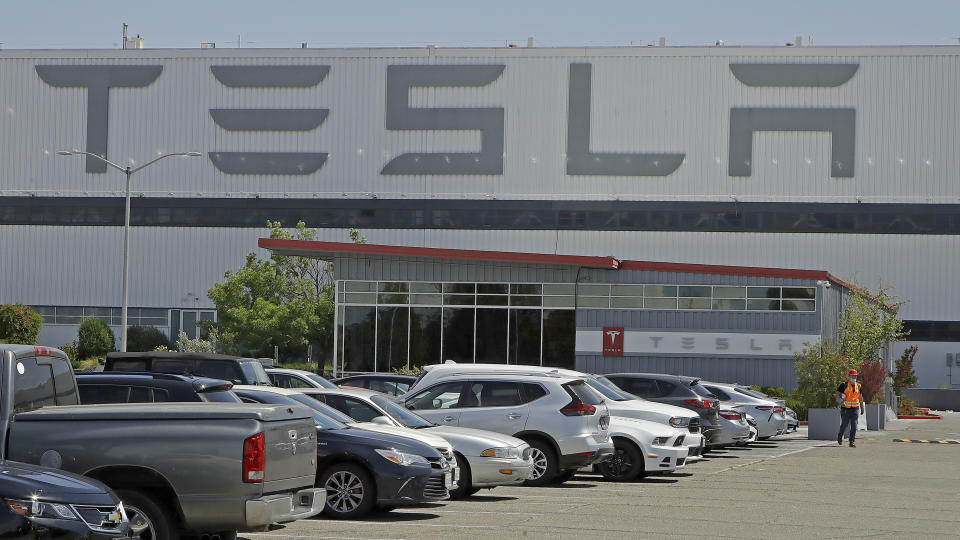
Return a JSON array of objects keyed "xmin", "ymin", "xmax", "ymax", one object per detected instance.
[{"xmin": 370, "ymin": 416, "xmax": 392, "ymax": 425}]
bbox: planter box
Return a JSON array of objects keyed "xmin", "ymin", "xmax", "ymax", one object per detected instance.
[
  {"xmin": 808, "ymin": 407, "xmax": 870, "ymax": 440},
  {"xmin": 865, "ymin": 404, "xmax": 886, "ymax": 431}
]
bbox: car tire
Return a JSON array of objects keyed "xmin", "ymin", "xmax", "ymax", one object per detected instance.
[
  {"xmin": 522, "ymin": 439, "xmax": 559, "ymax": 486},
  {"xmin": 553, "ymin": 470, "xmax": 577, "ymax": 483},
  {"xmin": 216, "ymin": 532, "xmax": 238, "ymax": 540},
  {"xmin": 321, "ymin": 464, "xmax": 376, "ymax": 519},
  {"xmin": 448, "ymin": 453, "xmax": 473, "ymax": 499},
  {"xmin": 115, "ymin": 489, "xmax": 177, "ymax": 540},
  {"xmin": 597, "ymin": 439, "xmax": 644, "ymax": 482}
]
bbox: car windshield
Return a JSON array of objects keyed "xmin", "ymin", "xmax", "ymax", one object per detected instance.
[
  {"xmin": 691, "ymin": 383, "xmax": 716, "ymax": 398},
  {"xmin": 240, "ymin": 361, "xmax": 272, "ymax": 385},
  {"xmin": 370, "ymin": 394, "xmax": 434, "ymax": 428},
  {"xmin": 585, "ymin": 378, "xmax": 628, "ymax": 401},
  {"xmin": 301, "ymin": 394, "xmax": 360, "ymax": 424},
  {"xmin": 286, "ymin": 394, "xmax": 349, "ymax": 429},
  {"xmin": 566, "ymin": 381, "xmax": 605, "ymax": 405},
  {"xmin": 307, "ymin": 373, "xmax": 338, "ymax": 389}
]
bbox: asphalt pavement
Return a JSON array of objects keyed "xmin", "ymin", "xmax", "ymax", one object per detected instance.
[{"xmin": 244, "ymin": 412, "xmax": 960, "ymax": 540}]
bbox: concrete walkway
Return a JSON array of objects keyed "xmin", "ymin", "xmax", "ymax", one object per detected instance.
[{"xmin": 247, "ymin": 412, "xmax": 960, "ymax": 540}]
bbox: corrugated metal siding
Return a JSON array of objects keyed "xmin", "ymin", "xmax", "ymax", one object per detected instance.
[
  {"xmin": 578, "ymin": 354, "xmax": 799, "ymax": 391},
  {"xmin": 2, "ymin": 46, "xmax": 960, "ymax": 201},
  {"xmin": 577, "ymin": 309, "xmax": 820, "ymax": 333},
  {"xmin": 333, "ymin": 256, "xmax": 578, "ymax": 283}
]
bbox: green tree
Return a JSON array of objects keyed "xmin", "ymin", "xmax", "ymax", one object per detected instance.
[
  {"xmin": 207, "ymin": 221, "xmax": 340, "ymax": 360},
  {"xmin": 77, "ymin": 318, "xmax": 115, "ymax": 359},
  {"xmin": 838, "ymin": 282, "xmax": 908, "ymax": 369},
  {"xmin": 0, "ymin": 304, "xmax": 43, "ymax": 345}
]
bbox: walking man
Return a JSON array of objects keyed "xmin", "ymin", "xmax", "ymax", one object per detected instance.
[{"xmin": 836, "ymin": 369, "xmax": 865, "ymax": 447}]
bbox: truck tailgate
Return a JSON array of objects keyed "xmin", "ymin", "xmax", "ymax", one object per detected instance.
[{"xmin": 262, "ymin": 418, "xmax": 317, "ymax": 493}]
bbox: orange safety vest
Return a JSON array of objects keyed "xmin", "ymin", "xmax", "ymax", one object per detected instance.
[{"xmin": 842, "ymin": 382, "xmax": 862, "ymax": 408}]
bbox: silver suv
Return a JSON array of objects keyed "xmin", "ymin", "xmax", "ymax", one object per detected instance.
[{"xmin": 402, "ymin": 369, "xmax": 613, "ymax": 485}]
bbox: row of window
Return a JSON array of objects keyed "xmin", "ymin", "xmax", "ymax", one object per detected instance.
[
  {"xmin": 339, "ymin": 281, "xmax": 817, "ymax": 312},
  {"xmin": 902, "ymin": 320, "xmax": 960, "ymax": 342},
  {"xmin": 33, "ymin": 306, "xmax": 169, "ymax": 327},
  {"xmin": 5, "ymin": 196, "xmax": 960, "ymax": 234}
]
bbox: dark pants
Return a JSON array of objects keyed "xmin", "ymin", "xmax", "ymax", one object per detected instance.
[{"xmin": 838, "ymin": 407, "xmax": 859, "ymax": 443}]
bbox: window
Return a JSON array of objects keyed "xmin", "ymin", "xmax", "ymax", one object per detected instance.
[
  {"xmin": 152, "ymin": 359, "xmax": 193, "ymax": 375},
  {"xmin": 13, "ymin": 358, "xmax": 56, "ymax": 414},
  {"xmin": 339, "ymin": 396, "xmax": 385, "ymax": 423},
  {"xmin": 377, "ymin": 307, "xmax": 408, "ymax": 371},
  {"xmin": 239, "ymin": 361, "xmax": 271, "ymax": 385},
  {"xmin": 476, "ymin": 309, "xmax": 508, "ymax": 363},
  {"xmin": 704, "ymin": 386, "xmax": 730, "ymax": 400},
  {"xmin": 542, "ymin": 310, "xmax": 575, "ymax": 370},
  {"xmin": 442, "ymin": 308, "xmax": 474, "ymax": 363},
  {"xmin": 465, "ymin": 381, "xmax": 523, "ymax": 408},
  {"xmin": 564, "ymin": 381, "xmax": 604, "ymax": 405},
  {"xmin": 508, "ymin": 309, "xmax": 541, "ymax": 365},
  {"xmin": 78, "ymin": 384, "xmax": 130, "ymax": 404},
  {"xmin": 406, "ymin": 382, "xmax": 465, "ymax": 410},
  {"xmin": 129, "ymin": 386, "xmax": 152, "ymax": 403},
  {"xmin": 655, "ymin": 381, "xmax": 676, "ymax": 397},
  {"xmin": 522, "ymin": 383, "xmax": 548, "ymax": 402},
  {"xmin": 614, "ymin": 377, "xmax": 658, "ymax": 398},
  {"xmin": 272, "ymin": 374, "xmax": 312, "ymax": 389}
]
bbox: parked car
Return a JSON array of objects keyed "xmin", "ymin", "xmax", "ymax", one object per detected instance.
[
  {"xmin": 1, "ymin": 344, "xmax": 324, "ymax": 540},
  {"xmin": 232, "ymin": 386, "xmax": 452, "ymax": 518},
  {"xmin": 0, "ymin": 459, "xmax": 131, "ymax": 539},
  {"xmin": 304, "ymin": 387, "xmax": 533, "ymax": 498},
  {"xmin": 402, "ymin": 367, "xmax": 613, "ymax": 485},
  {"xmin": 332, "ymin": 374, "xmax": 417, "ymax": 396},
  {"xmin": 267, "ymin": 367, "xmax": 338, "ymax": 389},
  {"xmin": 785, "ymin": 407, "xmax": 800, "ymax": 432},
  {"xmin": 605, "ymin": 373, "xmax": 750, "ymax": 448},
  {"xmin": 76, "ymin": 372, "xmax": 243, "ymax": 403},
  {"xmin": 701, "ymin": 382, "xmax": 788, "ymax": 440},
  {"xmin": 104, "ymin": 351, "xmax": 272, "ymax": 385},
  {"xmin": 421, "ymin": 364, "xmax": 706, "ymax": 460}
]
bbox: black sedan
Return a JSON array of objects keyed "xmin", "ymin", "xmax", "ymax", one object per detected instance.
[
  {"xmin": 0, "ymin": 460, "xmax": 131, "ymax": 539},
  {"xmin": 232, "ymin": 387, "xmax": 451, "ymax": 519}
]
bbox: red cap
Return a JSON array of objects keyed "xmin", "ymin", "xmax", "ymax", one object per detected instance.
[{"xmin": 849, "ymin": 369, "xmax": 859, "ymax": 376}]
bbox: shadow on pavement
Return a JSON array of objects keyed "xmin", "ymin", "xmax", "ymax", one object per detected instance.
[
  {"xmin": 542, "ymin": 480, "xmax": 598, "ymax": 488},
  {"xmin": 462, "ymin": 494, "xmax": 519, "ymax": 502}
]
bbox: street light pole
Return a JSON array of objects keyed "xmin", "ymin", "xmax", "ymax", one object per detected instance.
[{"xmin": 57, "ymin": 149, "xmax": 201, "ymax": 352}]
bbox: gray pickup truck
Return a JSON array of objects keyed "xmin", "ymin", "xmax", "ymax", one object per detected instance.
[{"xmin": 0, "ymin": 345, "xmax": 324, "ymax": 540}]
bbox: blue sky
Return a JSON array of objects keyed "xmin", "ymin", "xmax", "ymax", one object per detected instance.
[{"xmin": 2, "ymin": 1, "xmax": 959, "ymax": 49}]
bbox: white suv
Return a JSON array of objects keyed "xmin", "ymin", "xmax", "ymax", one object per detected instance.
[{"xmin": 402, "ymin": 369, "xmax": 613, "ymax": 485}]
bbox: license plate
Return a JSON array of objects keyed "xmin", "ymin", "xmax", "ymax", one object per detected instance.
[{"xmin": 444, "ymin": 472, "xmax": 453, "ymax": 489}]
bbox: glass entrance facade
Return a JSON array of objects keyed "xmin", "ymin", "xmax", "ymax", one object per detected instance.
[{"xmin": 336, "ymin": 281, "xmax": 577, "ymax": 373}]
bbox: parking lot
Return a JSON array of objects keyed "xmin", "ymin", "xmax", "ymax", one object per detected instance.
[{"xmin": 245, "ymin": 413, "xmax": 960, "ymax": 540}]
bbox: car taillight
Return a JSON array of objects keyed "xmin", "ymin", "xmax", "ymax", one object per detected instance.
[
  {"xmin": 719, "ymin": 410, "xmax": 741, "ymax": 420},
  {"xmin": 560, "ymin": 399, "xmax": 596, "ymax": 416},
  {"xmin": 243, "ymin": 433, "xmax": 265, "ymax": 483},
  {"xmin": 776, "ymin": 406, "xmax": 785, "ymax": 413},
  {"xmin": 684, "ymin": 399, "xmax": 712, "ymax": 409}
]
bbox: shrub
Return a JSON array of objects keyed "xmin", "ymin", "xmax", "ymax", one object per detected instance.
[
  {"xmin": 59, "ymin": 342, "xmax": 79, "ymax": 363},
  {"xmin": 793, "ymin": 340, "xmax": 849, "ymax": 409},
  {"xmin": 0, "ymin": 304, "xmax": 44, "ymax": 345},
  {"xmin": 750, "ymin": 385, "xmax": 787, "ymax": 399},
  {"xmin": 127, "ymin": 326, "xmax": 170, "ymax": 352},
  {"xmin": 392, "ymin": 365, "xmax": 424, "ymax": 377},
  {"xmin": 176, "ymin": 330, "xmax": 218, "ymax": 353},
  {"xmin": 858, "ymin": 358, "xmax": 887, "ymax": 404},
  {"xmin": 785, "ymin": 396, "xmax": 808, "ymax": 421},
  {"xmin": 897, "ymin": 396, "xmax": 921, "ymax": 415},
  {"xmin": 892, "ymin": 346, "xmax": 918, "ymax": 397},
  {"xmin": 76, "ymin": 318, "xmax": 115, "ymax": 359}
]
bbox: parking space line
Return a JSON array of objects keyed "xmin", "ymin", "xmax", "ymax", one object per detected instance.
[
  {"xmin": 394, "ymin": 509, "xmax": 545, "ymax": 516},
  {"xmin": 710, "ymin": 443, "xmax": 831, "ymax": 474}
]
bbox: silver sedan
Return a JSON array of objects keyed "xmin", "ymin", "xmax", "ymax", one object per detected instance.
[{"xmin": 300, "ymin": 387, "xmax": 534, "ymax": 498}]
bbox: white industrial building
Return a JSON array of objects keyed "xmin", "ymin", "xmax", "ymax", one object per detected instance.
[{"xmin": 0, "ymin": 45, "xmax": 957, "ymax": 387}]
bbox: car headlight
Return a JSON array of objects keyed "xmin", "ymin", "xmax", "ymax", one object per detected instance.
[
  {"xmin": 5, "ymin": 498, "xmax": 77, "ymax": 520},
  {"xmin": 652, "ymin": 437, "xmax": 670, "ymax": 446},
  {"xmin": 374, "ymin": 449, "xmax": 429, "ymax": 466},
  {"xmin": 480, "ymin": 447, "xmax": 519, "ymax": 458},
  {"xmin": 668, "ymin": 417, "xmax": 690, "ymax": 428}
]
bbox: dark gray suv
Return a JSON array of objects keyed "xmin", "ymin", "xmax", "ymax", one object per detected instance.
[{"xmin": 604, "ymin": 373, "xmax": 727, "ymax": 446}]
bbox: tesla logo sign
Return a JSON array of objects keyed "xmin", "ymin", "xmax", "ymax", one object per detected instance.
[{"xmin": 603, "ymin": 327, "xmax": 624, "ymax": 357}]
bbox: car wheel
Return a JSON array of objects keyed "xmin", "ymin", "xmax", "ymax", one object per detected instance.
[
  {"xmin": 448, "ymin": 453, "xmax": 473, "ymax": 499},
  {"xmin": 321, "ymin": 464, "xmax": 376, "ymax": 519},
  {"xmin": 597, "ymin": 439, "xmax": 644, "ymax": 482},
  {"xmin": 115, "ymin": 489, "xmax": 177, "ymax": 540},
  {"xmin": 522, "ymin": 439, "xmax": 558, "ymax": 486}
]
